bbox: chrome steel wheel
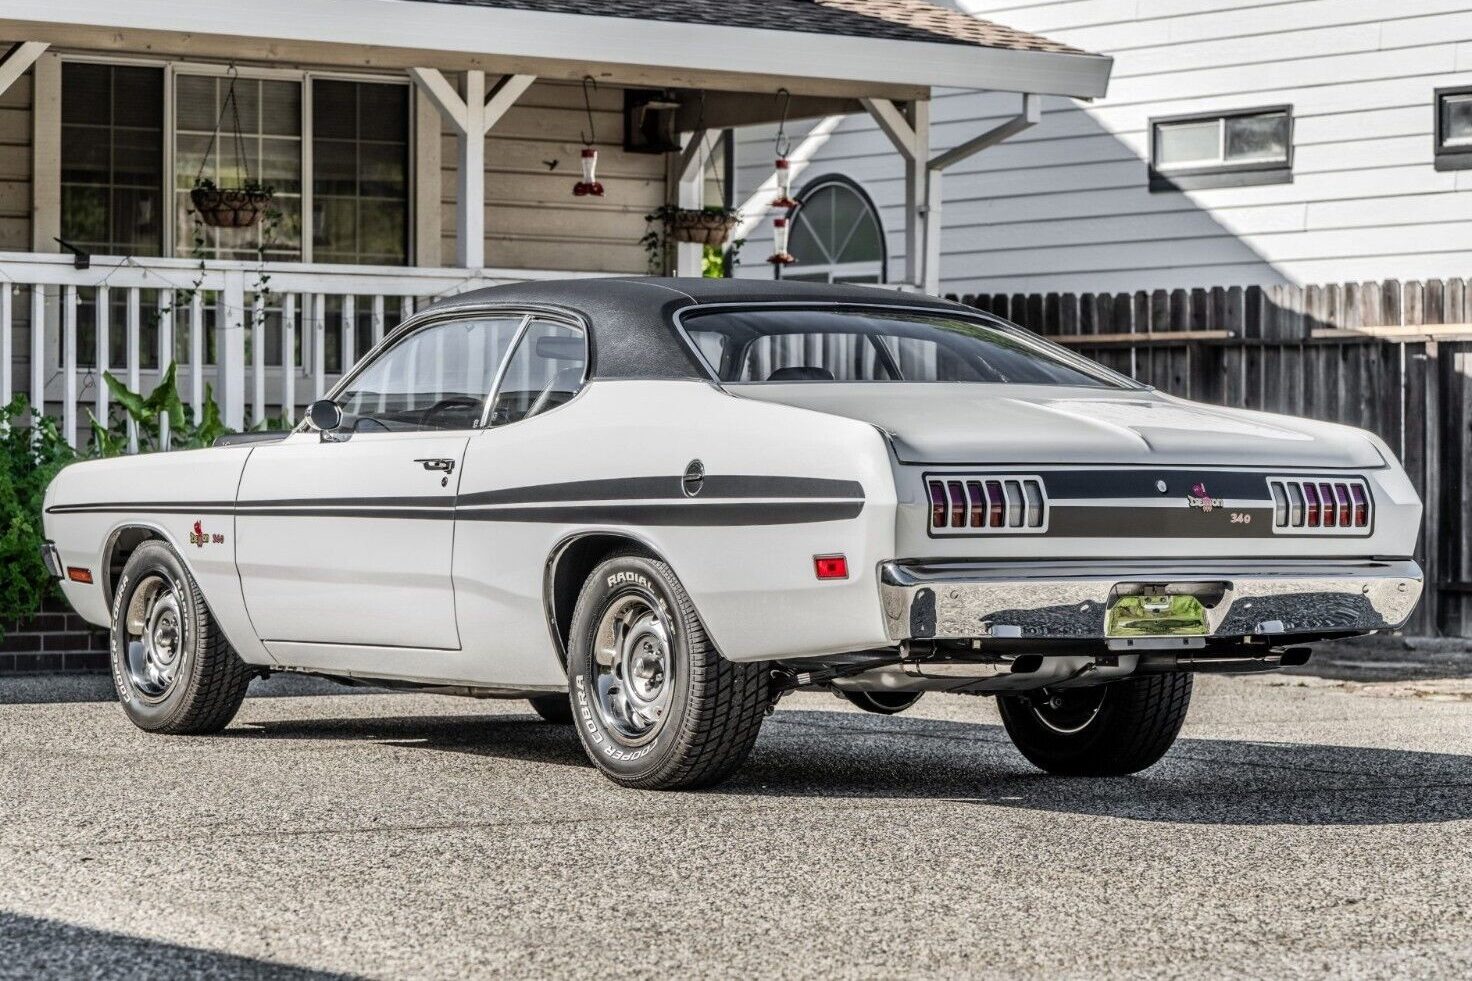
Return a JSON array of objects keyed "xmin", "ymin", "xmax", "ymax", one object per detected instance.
[
  {"xmin": 591, "ymin": 591, "xmax": 675, "ymax": 745},
  {"xmin": 1030, "ymin": 686, "xmax": 1107, "ymax": 735},
  {"xmin": 123, "ymin": 575, "xmax": 187, "ymax": 700}
]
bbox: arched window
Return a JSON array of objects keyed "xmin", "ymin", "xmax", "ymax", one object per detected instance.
[{"xmin": 781, "ymin": 175, "xmax": 886, "ymax": 284}]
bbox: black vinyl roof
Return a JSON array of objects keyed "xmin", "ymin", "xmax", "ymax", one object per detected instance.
[{"xmin": 426, "ymin": 277, "xmax": 965, "ymax": 380}]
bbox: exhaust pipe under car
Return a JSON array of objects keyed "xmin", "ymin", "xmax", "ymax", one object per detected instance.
[{"xmin": 1137, "ymin": 647, "xmax": 1313, "ymax": 675}]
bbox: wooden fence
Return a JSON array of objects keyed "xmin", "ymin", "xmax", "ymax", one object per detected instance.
[{"xmin": 946, "ymin": 277, "xmax": 1472, "ymax": 639}]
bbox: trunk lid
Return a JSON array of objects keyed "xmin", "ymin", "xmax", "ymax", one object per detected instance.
[{"xmin": 732, "ymin": 383, "xmax": 1384, "ymax": 469}]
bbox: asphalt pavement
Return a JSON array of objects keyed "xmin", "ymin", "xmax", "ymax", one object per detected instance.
[{"xmin": 1, "ymin": 650, "xmax": 1470, "ymax": 979}]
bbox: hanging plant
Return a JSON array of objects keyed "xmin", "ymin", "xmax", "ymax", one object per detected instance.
[
  {"xmin": 190, "ymin": 65, "xmax": 274, "ymax": 229},
  {"xmin": 642, "ymin": 204, "xmax": 742, "ymax": 273},
  {"xmin": 190, "ymin": 177, "xmax": 274, "ymax": 229}
]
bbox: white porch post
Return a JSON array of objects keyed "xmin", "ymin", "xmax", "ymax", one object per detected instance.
[
  {"xmin": 409, "ymin": 68, "xmax": 536, "ymax": 270},
  {"xmin": 673, "ymin": 129, "xmax": 709, "ymax": 278},
  {"xmin": 457, "ymin": 70, "xmax": 485, "ymax": 269},
  {"xmin": 867, "ymin": 94, "xmax": 1041, "ymax": 294},
  {"xmin": 218, "ymin": 268, "xmax": 246, "ymax": 430},
  {"xmin": 862, "ymin": 97, "xmax": 930, "ymax": 291}
]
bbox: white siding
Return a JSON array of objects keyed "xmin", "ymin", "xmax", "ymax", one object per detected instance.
[{"xmin": 735, "ymin": 1, "xmax": 1472, "ymax": 296}]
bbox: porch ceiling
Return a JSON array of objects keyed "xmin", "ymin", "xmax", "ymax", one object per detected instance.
[{"xmin": 0, "ymin": 0, "xmax": 1112, "ymax": 101}]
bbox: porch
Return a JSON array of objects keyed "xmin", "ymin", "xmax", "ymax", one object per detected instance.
[{"xmin": 0, "ymin": 0, "xmax": 1111, "ymax": 443}]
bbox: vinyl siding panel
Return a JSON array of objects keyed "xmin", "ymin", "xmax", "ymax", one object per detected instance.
[
  {"xmin": 735, "ymin": 1, "xmax": 1472, "ymax": 296},
  {"xmin": 440, "ymin": 79, "xmax": 663, "ymax": 274}
]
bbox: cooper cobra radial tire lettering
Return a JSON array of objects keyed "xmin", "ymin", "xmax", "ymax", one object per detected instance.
[
  {"xmin": 527, "ymin": 693, "xmax": 574, "ymax": 724},
  {"xmin": 996, "ymin": 674, "xmax": 1193, "ymax": 776},
  {"xmin": 566, "ymin": 550, "xmax": 768, "ymax": 790},
  {"xmin": 109, "ymin": 540, "xmax": 253, "ymax": 734}
]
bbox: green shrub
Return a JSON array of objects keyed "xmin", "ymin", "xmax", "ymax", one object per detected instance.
[
  {"xmin": 0, "ymin": 363, "xmax": 292, "ymax": 638},
  {"xmin": 0, "ymin": 396, "xmax": 77, "ymax": 631}
]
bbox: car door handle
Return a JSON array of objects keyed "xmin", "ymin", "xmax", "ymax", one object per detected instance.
[{"xmin": 416, "ymin": 458, "xmax": 456, "ymax": 474}]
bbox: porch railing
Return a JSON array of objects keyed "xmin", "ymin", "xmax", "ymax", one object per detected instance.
[{"xmin": 0, "ymin": 251, "xmax": 591, "ymax": 448}]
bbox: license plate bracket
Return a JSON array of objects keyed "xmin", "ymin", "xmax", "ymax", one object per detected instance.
[{"xmin": 1105, "ymin": 587, "xmax": 1212, "ymax": 638}]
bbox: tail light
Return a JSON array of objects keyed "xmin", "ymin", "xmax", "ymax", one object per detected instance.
[
  {"xmin": 1267, "ymin": 478, "xmax": 1372, "ymax": 535},
  {"xmin": 927, "ymin": 475, "xmax": 1047, "ymax": 535}
]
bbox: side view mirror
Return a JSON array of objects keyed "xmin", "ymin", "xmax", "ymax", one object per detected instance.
[{"xmin": 305, "ymin": 399, "xmax": 343, "ymax": 437}]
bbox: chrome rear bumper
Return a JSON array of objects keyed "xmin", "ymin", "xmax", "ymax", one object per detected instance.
[{"xmin": 878, "ymin": 558, "xmax": 1423, "ymax": 643}]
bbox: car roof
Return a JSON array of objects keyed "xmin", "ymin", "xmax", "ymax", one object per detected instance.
[{"xmin": 422, "ymin": 277, "xmax": 967, "ymax": 380}]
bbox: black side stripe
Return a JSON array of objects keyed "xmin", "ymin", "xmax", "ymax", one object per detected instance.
[{"xmin": 46, "ymin": 475, "xmax": 866, "ymax": 526}]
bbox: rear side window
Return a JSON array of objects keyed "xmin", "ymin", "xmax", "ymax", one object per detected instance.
[
  {"xmin": 489, "ymin": 320, "xmax": 587, "ymax": 426},
  {"xmin": 683, "ymin": 308, "xmax": 1129, "ymax": 388}
]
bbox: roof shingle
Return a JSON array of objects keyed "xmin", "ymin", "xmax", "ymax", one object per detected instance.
[{"xmin": 413, "ymin": 0, "xmax": 1082, "ymax": 55}]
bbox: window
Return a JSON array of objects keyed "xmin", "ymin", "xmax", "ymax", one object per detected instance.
[
  {"xmin": 781, "ymin": 176, "xmax": 885, "ymax": 284},
  {"xmin": 61, "ymin": 62, "xmax": 165, "ymax": 255},
  {"xmin": 1435, "ymin": 87, "xmax": 1472, "ymax": 171},
  {"xmin": 683, "ymin": 308, "xmax": 1130, "ymax": 389},
  {"xmin": 312, "ymin": 80, "xmax": 410, "ymax": 264},
  {"xmin": 334, "ymin": 316, "xmax": 525, "ymax": 432},
  {"xmin": 489, "ymin": 321, "xmax": 588, "ymax": 426},
  {"xmin": 59, "ymin": 60, "xmax": 413, "ymax": 265},
  {"xmin": 175, "ymin": 72, "xmax": 304, "ymax": 261},
  {"xmin": 1149, "ymin": 107, "xmax": 1292, "ymax": 191}
]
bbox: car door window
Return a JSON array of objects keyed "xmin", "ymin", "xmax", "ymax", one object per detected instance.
[
  {"xmin": 489, "ymin": 320, "xmax": 587, "ymax": 426},
  {"xmin": 336, "ymin": 315, "xmax": 525, "ymax": 432}
]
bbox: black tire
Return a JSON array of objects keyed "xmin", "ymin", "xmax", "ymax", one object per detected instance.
[
  {"xmin": 566, "ymin": 550, "xmax": 769, "ymax": 790},
  {"xmin": 528, "ymin": 693, "xmax": 574, "ymax": 724},
  {"xmin": 840, "ymin": 690, "xmax": 924, "ymax": 715},
  {"xmin": 997, "ymin": 674, "xmax": 1192, "ymax": 776},
  {"xmin": 109, "ymin": 540, "xmax": 252, "ymax": 734}
]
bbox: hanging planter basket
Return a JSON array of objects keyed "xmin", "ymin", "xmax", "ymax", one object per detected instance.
[
  {"xmin": 190, "ymin": 183, "xmax": 273, "ymax": 229},
  {"xmin": 669, "ymin": 208, "xmax": 740, "ymax": 247}
]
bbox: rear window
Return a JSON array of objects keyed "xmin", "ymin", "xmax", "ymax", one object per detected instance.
[{"xmin": 681, "ymin": 307, "xmax": 1129, "ymax": 388}]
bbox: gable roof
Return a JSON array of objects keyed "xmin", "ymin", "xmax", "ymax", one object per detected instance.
[{"xmin": 417, "ymin": 0, "xmax": 1082, "ymax": 55}]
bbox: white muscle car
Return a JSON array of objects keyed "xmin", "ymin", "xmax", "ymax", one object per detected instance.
[{"xmin": 42, "ymin": 279, "xmax": 1424, "ymax": 789}]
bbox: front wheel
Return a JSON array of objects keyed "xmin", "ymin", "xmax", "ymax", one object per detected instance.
[
  {"xmin": 566, "ymin": 551, "xmax": 769, "ymax": 790},
  {"xmin": 109, "ymin": 540, "xmax": 253, "ymax": 734},
  {"xmin": 997, "ymin": 674, "xmax": 1192, "ymax": 776}
]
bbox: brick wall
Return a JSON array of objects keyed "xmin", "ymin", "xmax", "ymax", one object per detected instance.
[{"xmin": 1, "ymin": 597, "xmax": 108, "ymax": 673}]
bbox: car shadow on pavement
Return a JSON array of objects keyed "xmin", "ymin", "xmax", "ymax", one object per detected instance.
[
  {"xmin": 724, "ymin": 710, "xmax": 1472, "ymax": 827},
  {"xmin": 225, "ymin": 713, "xmax": 594, "ymax": 769},
  {"xmin": 223, "ymin": 707, "xmax": 1472, "ymax": 827},
  {"xmin": 0, "ymin": 911, "xmax": 353, "ymax": 979}
]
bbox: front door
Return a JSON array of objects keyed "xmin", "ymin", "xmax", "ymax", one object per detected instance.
[{"xmin": 236, "ymin": 312, "xmax": 526, "ymax": 652}]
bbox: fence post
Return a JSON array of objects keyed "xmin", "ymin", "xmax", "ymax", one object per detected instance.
[{"xmin": 218, "ymin": 268, "xmax": 247, "ymax": 431}]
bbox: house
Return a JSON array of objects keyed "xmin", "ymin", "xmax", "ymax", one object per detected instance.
[
  {"xmin": 734, "ymin": 1, "xmax": 1472, "ymax": 300},
  {"xmin": 0, "ymin": 0, "xmax": 1110, "ymax": 444}
]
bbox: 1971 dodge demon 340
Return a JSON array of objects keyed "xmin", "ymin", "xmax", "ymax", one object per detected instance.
[{"xmin": 42, "ymin": 279, "xmax": 1424, "ymax": 789}]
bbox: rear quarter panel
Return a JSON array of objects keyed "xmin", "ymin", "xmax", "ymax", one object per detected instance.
[
  {"xmin": 453, "ymin": 379, "xmax": 897, "ymax": 685},
  {"xmin": 42, "ymin": 447, "xmax": 269, "ymax": 666}
]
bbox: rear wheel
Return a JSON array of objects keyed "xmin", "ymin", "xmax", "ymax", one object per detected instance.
[
  {"xmin": 109, "ymin": 540, "xmax": 252, "ymax": 734},
  {"xmin": 840, "ymin": 690, "xmax": 924, "ymax": 715},
  {"xmin": 528, "ymin": 693, "xmax": 573, "ymax": 724},
  {"xmin": 997, "ymin": 674, "xmax": 1192, "ymax": 776},
  {"xmin": 566, "ymin": 550, "xmax": 768, "ymax": 790}
]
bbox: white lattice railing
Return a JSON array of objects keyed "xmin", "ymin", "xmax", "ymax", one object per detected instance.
[{"xmin": 0, "ymin": 251, "xmax": 594, "ymax": 448}]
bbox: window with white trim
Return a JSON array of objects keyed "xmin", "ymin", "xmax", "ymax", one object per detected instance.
[
  {"xmin": 780, "ymin": 176, "xmax": 886, "ymax": 284},
  {"xmin": 1149, "ymin": 107, "xmax": 1292, "ymax": 191},
  {"xmin": 58, "ymin": 58, "xmax": 413, "ymax": 265}
]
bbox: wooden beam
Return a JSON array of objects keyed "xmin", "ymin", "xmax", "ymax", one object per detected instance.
[
  {"xmin": 408, "ymin": 66, "xmax": 467, "ymax": 133},
  {"xmin": 929, "ymin": 93, "xmax": 1041, "ymax": 172},
  {"xmin": 861, "ymin": 97, "xmax": 920, "ymax": 161},
  {"xmin": 483, "ymin": 73, "xmax": 536, "ymax": 133},
  {"xmin": 0, "ymin": 41, "xmax": 47, "ymax": 98}
]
